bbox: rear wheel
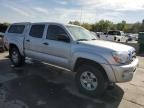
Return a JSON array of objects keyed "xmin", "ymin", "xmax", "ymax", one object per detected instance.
[
  {"xmin": 76, "ymin": 64, "xmax": 108, "ymax": 97},
  {"xmin": 9, "ymin": 47, "xmax": 25, "ymax": 67}
]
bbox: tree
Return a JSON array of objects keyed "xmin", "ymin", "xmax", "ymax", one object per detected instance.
[
  {"xmin": 93, "ymin": 20, "xmax": 114, "ymax": 32},
  {"xmin": 140, "ymin": 20, "xmax": 144, "ymax": 32},
  {"xmin": 117, "ymin": 20, "xmax": 127, "ymax": 31},
  {"xmin": 68, "ymin": 19, "xmax": 144, "ymax": 33},
  {"xmin": 68, "ymin": 21, "xmax": 81, "ymax": 26},
  {"xmin": 0, "ymin": 22, "xmax": 9, "ymax": 33},
  {"xmin": 81, "ymin": 23, "xmax": 92, "ymax": 30},
  {"xmin": 127, "ymin": 23, "xmax": 141, "ymax": 33}
]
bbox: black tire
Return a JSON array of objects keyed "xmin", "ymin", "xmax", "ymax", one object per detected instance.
[
  {"xmin": 9, "ymin": 47, "xmax": 25, "ymax": 67},
  {"xmin": 76, "ymin": 64, "xmax": 108, "ymax": 97}
]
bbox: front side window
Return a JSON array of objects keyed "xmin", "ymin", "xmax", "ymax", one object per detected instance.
[
  {"xmin": 46, "ymin": 25, "xmax": 68, "ymax": 41},
  {"xmin": 8, "ymin": 25, "xmax": 25, "ymax": 34},
  {"xmin": 29, "ymin": 25, "xmax": 45, "ymax": 38}
]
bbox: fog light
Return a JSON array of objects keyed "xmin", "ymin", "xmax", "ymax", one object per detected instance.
[{"xmin": 122, "ymin": 71, "xmax": 133, "ymax": 80}]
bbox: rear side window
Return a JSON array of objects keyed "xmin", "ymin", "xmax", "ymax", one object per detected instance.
[
  {"xmin": 29, "ymin": 25, "xmax": 45, "ymax": 38},
  {"xmin": 8, "ymin": 25, "xmax": 25, "ymax": 34}
]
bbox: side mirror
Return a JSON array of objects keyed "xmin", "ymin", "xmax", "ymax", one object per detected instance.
[
  {"xmin": 0, "ymin": 35, "xmax": 4, "ymax": 38},
  {"xmin": 57, "ymin": 34, "xmax": 70, "ymax": 43}
]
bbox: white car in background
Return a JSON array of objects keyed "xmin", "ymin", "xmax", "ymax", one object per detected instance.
[
  {"xmin": 100, "ymin": 30, "xmax": 128, "ymax": 42},
  {"xmin": 126, "ymin": 33, "xmax": 138, "ymax": 41}
]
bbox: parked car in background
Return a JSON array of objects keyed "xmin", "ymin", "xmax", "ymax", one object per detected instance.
[
  {"xmin": 100, "ymin": 30, "xmax": 128, "ymax": 42},
  {"xmin": 126, "ymin": 33, "xmax": 138, "ymax": 41},
  {"xmin": 90, "ymin": 31, "xmax": 99, "ymax": 39},
  {"xmin": 0, "ymin": 32, "xmax": 5, "ymax": 51},
  {"xmin": 5, "ymin": 22, "xmax": 139, "ymax": 97},
  {"xmin": 96, "ymin": 32, "xmax": 104, "ymax": 39}
]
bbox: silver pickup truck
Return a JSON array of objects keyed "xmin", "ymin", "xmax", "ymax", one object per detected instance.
[{"xmin": 4, "ymin": 22, "xmax": 139, "ymax": 97}]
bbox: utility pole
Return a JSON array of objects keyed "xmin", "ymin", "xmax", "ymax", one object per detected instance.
[{"xmin": 80, "ymin": 7, "xmax": 83, "ymax": 25}]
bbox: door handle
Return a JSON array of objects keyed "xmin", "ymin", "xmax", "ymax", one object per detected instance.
[
  {"xmin": 43, "ymin": 42, "xmax": 49, "ymax": 45},
  {"xmin": 26, "ymin": 39, "xmax": 30, "ymax": 42}
]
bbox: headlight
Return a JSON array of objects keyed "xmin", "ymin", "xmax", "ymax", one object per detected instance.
[{"xmin": 112, "ymin": 51, "xmax": 130, "ymax": 64}]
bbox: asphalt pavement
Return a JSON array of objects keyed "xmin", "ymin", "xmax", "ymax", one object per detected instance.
[{"xmin": 0, "ymin": 52, "xmax": 144, "ymax": 108}]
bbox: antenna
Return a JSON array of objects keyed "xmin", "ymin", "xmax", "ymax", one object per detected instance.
[{"xmin": 80, "ymin": 7, "xmax": 83, "ymax": 24}]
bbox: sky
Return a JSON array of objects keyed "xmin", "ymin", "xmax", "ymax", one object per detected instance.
[{"xmin": 0, "ymin": 0, "xmax": 144, "ymax": 23}]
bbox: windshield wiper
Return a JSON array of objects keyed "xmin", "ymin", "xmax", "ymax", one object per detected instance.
[
  {"xmin": 92, "ymin": 38, "xmax": 97, "ymax": 40},
  {"xmin": 77, "ymin": 39, "xmax": 89, "ymax": 41}
]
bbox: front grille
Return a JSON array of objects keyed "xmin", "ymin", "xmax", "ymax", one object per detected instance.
[
  {"xmin": 132, "ymin": 50, "xmax": 136, "ymax": 59},
  {"xmin": 129, "ymin": 50, "xmax": 136, "ymax": 63},
  {"xmin": 125, "ymin": 50, "xmax": 136, "ymax": 64}
]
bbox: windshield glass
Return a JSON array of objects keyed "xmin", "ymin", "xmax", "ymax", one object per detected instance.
[
  {"xmin": 108, "ymin": 31, "xmax": 121, "ymax": 35},
  {"xmin": 120, "ymin": 31, "xmax": 125, "ymax": 36},
  {"xmin": 108, "ymin": 31, "xmax": 125, "ymax": 36},
  {"xmin": 66, "ymin": 25, "xmax": 96, "ymax": 41}
]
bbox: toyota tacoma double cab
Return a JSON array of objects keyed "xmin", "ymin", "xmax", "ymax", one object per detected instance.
[{"xmin": 4, "ymin": 22, "xmax": 139, "ymax": 97}]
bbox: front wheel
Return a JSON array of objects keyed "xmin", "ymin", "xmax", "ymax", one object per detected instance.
[
  {"xmin": 9, "ymin": 47, "xmax": 25, "ymax": 67},
  {"xmin": 76, "ymin": 64, "xmax": 108, "ymax": 97}
]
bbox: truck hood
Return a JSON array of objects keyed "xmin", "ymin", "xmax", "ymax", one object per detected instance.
[{"xmin": 79, "ymin": 40, "xmax": 134, "ymax": 52}]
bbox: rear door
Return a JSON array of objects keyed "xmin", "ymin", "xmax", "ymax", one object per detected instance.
[{"xmin": 24, "ymin": 24, "xmax": 47, "ymax": 60}]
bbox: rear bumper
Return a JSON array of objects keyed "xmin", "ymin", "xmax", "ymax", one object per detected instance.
[{"xmin": 112, "ymin": 58, "xmax": 139, "ymax": 82}]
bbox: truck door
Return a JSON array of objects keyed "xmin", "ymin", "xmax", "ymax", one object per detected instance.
[
  {"xmin": 42, "ymin": 24, "xmax": 71, "ymax": 68},
  {"xmin": 24, "ymin": 24, "xmax": 47, "ymax": 60}
]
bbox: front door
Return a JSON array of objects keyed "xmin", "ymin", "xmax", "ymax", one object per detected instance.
[{"xmin": 42, "ymin": 24, "xmax": 71, "ymax": 68}]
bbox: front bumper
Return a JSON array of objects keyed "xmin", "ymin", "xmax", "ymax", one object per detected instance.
[{"xmin": 112, "ymin": 58, "xmax": 139, "ymax": 82}]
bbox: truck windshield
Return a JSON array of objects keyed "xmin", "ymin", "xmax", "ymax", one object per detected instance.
[
  {"xmin": 108, "ymin": 31, "xmax": 125, "ymax": 36},
  {"xmin": 120, "ymin": 31, "xmax": 125, "ymax": 36},
  {"xmin": 66, "ymin": 25, "xmax": 96, "ymax": 41},
  {"xmin": 108, "ymin": 31, "xmax": 120, "ymax": 35}
]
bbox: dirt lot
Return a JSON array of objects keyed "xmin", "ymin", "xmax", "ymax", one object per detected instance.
[{"xmin": 0, "ymin": 52, "xmax": 144, "ymax": 108}]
